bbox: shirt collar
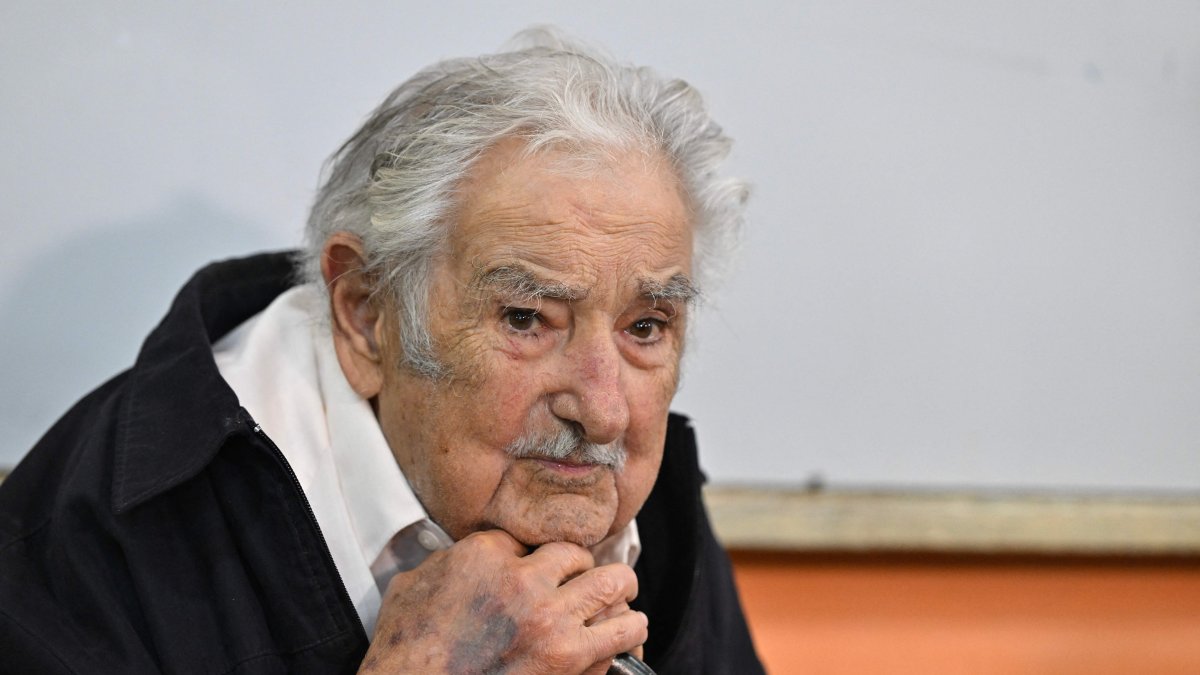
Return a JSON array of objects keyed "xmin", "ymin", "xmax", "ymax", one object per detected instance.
[{"xmin": 310, "ymin": 299, "xmax": 427, "ymax": 567}]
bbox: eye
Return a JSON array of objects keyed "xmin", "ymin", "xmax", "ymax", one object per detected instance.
[
  {"xmin": 626, "ymin": 318, "xmax": 666, "ymax": 343},
  {"xmin": 503, "ymin": 307, "xmax": 540, "ymax": 333}
]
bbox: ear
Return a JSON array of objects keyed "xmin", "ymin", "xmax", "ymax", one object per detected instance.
[{"xmin": 321, "ymin": 232, "xmax": 388, "ymax": 399}]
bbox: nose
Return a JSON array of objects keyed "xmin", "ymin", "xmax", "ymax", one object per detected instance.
[{"xmin": 549, "ymin": 331, "xmax": 630, "ymax": 445}]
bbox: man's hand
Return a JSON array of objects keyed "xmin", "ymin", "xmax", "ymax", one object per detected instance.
[{"xmin": 358, "ymin": 530, "xmax": 648, "ymax": 674}]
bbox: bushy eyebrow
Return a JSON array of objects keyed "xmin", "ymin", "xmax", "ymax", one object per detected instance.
[
  {"xmin": 473, "ymin": 264, "xmax": 699, "ymax": 308},
  {"xmin": 639, "ymin": 273, "xmax": 700, "ymax": 308},
  {"xmin": 474, "ymin": 265, "xmax": 589, "ymax": 303}
]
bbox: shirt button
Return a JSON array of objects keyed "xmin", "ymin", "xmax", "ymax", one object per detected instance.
[{"xmin": 417, "ymin": 528, "xmax": 442, "ymax": 551}]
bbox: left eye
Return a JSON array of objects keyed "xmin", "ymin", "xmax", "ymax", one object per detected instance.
[
  {"xmin": 503, "ymin": 308, "xmax": 540, "ymax": 332},
  {"xmin": 627, "ymin": 318, "xmax": 665, "ymax": 341}
]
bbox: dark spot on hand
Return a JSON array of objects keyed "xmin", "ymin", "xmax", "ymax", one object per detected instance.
[
  {"xmin": 386, "ymin": 628, "xmax": 405, "ymax": 647},
  {"xmin": 447, "ymin": 594, "xmax": 518, "ymax": 675}
]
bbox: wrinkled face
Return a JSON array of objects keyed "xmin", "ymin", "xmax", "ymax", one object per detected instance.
[{"xmin": 375, "ymin": 139, "xmax": 694, "ymax": 547}]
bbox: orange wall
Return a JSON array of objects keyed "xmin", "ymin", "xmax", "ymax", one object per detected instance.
[{"xmin": 730, "ymin": 551, "xmax": 1200, "ymax": 675}]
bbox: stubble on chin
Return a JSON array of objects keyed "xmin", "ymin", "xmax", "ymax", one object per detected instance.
[{"xmin": 481, "ymin": 461, "xmax": 620, "ymax": 547}]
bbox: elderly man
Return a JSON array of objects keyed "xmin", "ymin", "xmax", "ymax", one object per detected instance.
[{"xmin": 0, "ymin": 33, "xmax": 761, "ymax": 674}]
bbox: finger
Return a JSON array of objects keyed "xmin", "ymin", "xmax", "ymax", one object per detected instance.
[
  {"xmin": 585, "ymin": 601, "xmax": 630, "ymax": 627},
  {"xmin": 584, "ymin": 609, "xmax": 648, "ymax": 664},
  {"xmin": 561, "ymin": 563, "xmax": 639, "ymax": 621},
  {"xmin": 460, "ymin": 528, "xmax": 529, "ymax": 558},
  {"xmin": 585, "ymin": 603, "xmax": 646, "ymax": 661},
  {"xmin": 523, "ymin": 541, "xmax": 596, "ymax": 582}
]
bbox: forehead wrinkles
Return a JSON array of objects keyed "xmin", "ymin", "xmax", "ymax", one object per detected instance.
[
  {"xmin": 464, "ymin": 197, "xmax": 688, "ymax": 246},
  {"xmin": 454, "ymin": 146, "xmax": 691, "ymax": 244},
  {"xmin": 472, "ymin": 206, "xmax": 690, "ymax": 273},
  {"xmin": 450, "ymin": 204, "xmax": 689, "ymax": 292},
  {"xmin": 453, "ymin": 211, "xmax": 691, "ymax": 302},
  {"xmin": 446, "ymin": 142, "xmax": 694, "ymax": 306}
]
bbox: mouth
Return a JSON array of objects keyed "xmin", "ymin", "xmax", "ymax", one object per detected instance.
[
  {"xmin": 524, "ymin": 456, "xmax": 609, "ymax": 488},
  {"xmin": 533, "ymin": 457, "xmax": 603, "ymax": 475}
]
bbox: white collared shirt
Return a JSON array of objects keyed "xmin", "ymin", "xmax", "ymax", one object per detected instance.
[{"xmin": 213, "ymin": 284, "xmax": 639, "ymax": 638}]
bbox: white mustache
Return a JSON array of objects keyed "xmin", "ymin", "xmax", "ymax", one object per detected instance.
[{"xmin": 504, "ymin": 424, "xmax": 626, "ymax": 472}]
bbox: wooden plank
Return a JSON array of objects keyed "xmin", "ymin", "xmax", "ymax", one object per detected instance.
[{"xmin": 704, "ymin": 486, "xmax": 1200, "ymax": 555}]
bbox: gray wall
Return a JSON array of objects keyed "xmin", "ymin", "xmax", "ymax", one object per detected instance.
[{"xmin": 3, "ymin": 2, "xmax": 1198, "ymax": 491}]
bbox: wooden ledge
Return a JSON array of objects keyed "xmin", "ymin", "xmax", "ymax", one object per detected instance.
[
  {"xmin": 703, "ymin": 485, "xmax": 1200, "ymax": 555},
  {"xmin": 4, "ymin": 468, "xmax": 1196, "ymax": 555}
]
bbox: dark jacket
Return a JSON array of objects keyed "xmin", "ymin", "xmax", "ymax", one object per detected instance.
[{"xmin": 0, "ymin": 253, "xmax": 763, "ymax": 674}]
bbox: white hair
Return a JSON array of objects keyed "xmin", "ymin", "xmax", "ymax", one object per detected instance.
[
  {"xmin": 505, "ymin": 421, "xmax": 627, "ymax": 473},
  {"xmin": 302, "ymin": 27, "xmax": 748, "ymax": 377}
]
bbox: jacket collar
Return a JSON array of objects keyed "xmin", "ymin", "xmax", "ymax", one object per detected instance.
[{"xmin": 111, "ymin": 252, "xmax": 299, "ymax": 513}]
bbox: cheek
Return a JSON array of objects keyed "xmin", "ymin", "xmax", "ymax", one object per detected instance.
[
  {"xmin": 457, "ymin": 361, "xmax": 551, "ymax": 446},
  {"xmin": 613, "ymin": 440, "xmax": 666, "ymax": 531},
  {"xmin": 431, "ymin": 445, "xmax": 508, "ymax": 498},
  {"xmin": 419, "ymin": 446, "xmax": 513, "ymax": 541},
  {"xmin": 619, "ymin": 391, "xmax": 671, "ymax": 483},
  {"xmin": 437, "ymin": 329, "xmax": 546, "ymax": 438},
  {"xmin": 627, "ymin": 365, "xmax": 680, "ymax": 426}
]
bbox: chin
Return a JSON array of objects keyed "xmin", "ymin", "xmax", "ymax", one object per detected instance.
[
  {"xmin": 503, "ymin": 521, "xmax": 610, "ymax": 548},
  {"xmin": 502, "ymin": 502, "xmax": 615, "ymax": 548},
  {"xmin": 519, "ymin": 529, "xmax": 606, "ymax": 549}
]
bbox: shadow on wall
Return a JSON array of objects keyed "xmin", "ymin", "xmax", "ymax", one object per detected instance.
[{"xmin": 0, "ymin": 195, "xmax": 285, "ymax": 466}]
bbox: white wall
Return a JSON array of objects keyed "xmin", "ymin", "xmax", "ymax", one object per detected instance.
[{"xmin": 3, "ymin": 2, "xmax": 1198, "ymax": 491}]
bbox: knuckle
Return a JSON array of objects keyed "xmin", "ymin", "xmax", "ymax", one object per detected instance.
[
  {"xmin": 610, "ymin": 564, "xmax": 638, "ymax": 603},
  {"xmin": 634, "ymin": 611, "xmax": 650, "ymax": 641},
  {"xmin": 599, "ymin": 611, "xmax": 648, "ymax": 652},
  {"xmin": 616, "ymin": 562, "xmax": 637, "ymax": 582},
  {"xmin": 539, "ymin": 646, "xmax": 576, "ymax": 673},
  {"xmin": 590, "ymin": 569, "xmax": 620, "ymax": 601},
  {"xmin": 463, "ymin": 529, "xmax": 504, "ymax": 551},
  {"xmin": 544, "ymin": 541, "xmax": 594, "ymax": 568},
  {"xmin": 448, "ymin": 534, "xmax": 485, "ymax": 562},
  {"xmin": 522, "ymin": 598, "xmax": 558, "ymax": 636},
  {"xmin": 625, "ymin": 611, "xmax": 650, "ymax": 646},
  {"xmin": 511, "ymin": 563, "xmax": 542, "ymax": 594},
  {"xmin": 493, "ymin": 568, "xmax": 528, "ymax": 603},
  {"xmin": 573, "ymin": 546, "xmax": 597, "ymax": 570}
]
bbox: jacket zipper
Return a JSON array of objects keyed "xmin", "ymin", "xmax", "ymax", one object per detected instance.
[{"xmin": 245, "ymin": 413, "xmax": 365, "ymax": 642}]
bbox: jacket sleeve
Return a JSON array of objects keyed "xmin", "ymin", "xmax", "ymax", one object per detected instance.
[
  {"xmin": 0, "ymin": 609, "xmax": 79, "ymax": 675},
  {"xmin": 696, "ymin": 524, "xmax": 766, "ymax": 675},
  {"xmin": 636, "ymin": 414, "xmax": 767, "ymax": 674}
]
